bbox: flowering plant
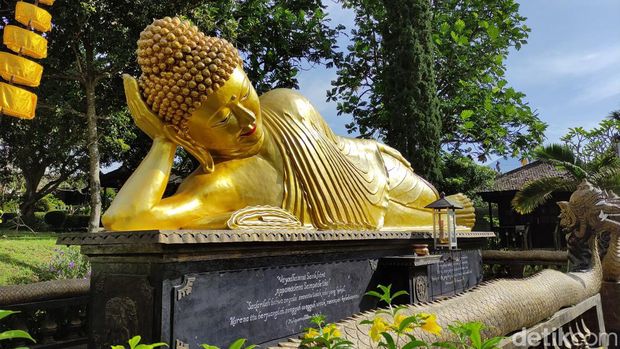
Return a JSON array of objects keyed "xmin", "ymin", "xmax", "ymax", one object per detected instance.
[
  {"xmin": 362, "ymin": 284, "xmax": 441, "ymax": 348},
  {"xmin": 39, "ymin": 246, "xmax": 90, "ymax": 281},
  {"xmin": 300, "ymin": 315, "xmax": 353, "ymax": 349}
]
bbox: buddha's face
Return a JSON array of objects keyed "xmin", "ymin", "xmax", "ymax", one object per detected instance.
[{"xmin": 186, "ymin": 66, "xmax": 263, "ymax": 159}]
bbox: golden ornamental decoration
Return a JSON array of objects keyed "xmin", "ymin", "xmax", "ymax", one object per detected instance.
[
  {"xmin": 0, "ymin": 0, "xmax": 54, "ymax": 120},
  {"xmin": 226, "ymin": 206, "xmax": 305, "ymax": 230}
]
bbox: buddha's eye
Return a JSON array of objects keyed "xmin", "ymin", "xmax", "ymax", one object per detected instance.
[
  {"xmin": 214, "ymin": 111, "xmax": 231, "ymax": 127},
  {"xmin": 240, "ymin": 85, "xmax": 250, "ymax": 101}
]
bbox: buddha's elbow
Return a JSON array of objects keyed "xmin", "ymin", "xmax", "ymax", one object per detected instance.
[
  {"xmin": 101, "ymin": 210, "xmax": 139, "ymax": 231},
  {"xmin": 101, "ymin": 210, "xmax": 121, "ymax": 231}
]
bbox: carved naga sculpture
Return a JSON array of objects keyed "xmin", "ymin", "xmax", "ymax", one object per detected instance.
[
  {"xmin": 283, "ymin": 181, "xmax": 617, "ymax": 347},
  {"xmin": 102, "ymin": 17, "xmax": 474, "ymax": 232}
]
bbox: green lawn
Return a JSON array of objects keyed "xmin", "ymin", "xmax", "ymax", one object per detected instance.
[{"xmin": 0, "ymin": 230, "xmax": 58, "ymax": 285}]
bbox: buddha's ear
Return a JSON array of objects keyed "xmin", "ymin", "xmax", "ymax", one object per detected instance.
[{"xmin": 163, "ymin": 124, "xmax": 215, "ymax": 174}]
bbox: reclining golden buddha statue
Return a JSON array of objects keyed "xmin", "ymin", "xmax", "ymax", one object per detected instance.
[{"xmin": 102, "ymin": 17, "xmax": 474, "ymax": 232}]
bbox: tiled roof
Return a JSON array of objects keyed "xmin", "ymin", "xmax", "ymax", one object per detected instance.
[{"xmin": 478, "ymin": 160, "xmax": 575, "ymax": 193}]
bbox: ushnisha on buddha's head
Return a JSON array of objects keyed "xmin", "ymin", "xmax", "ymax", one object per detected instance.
[{"xmin": 137, "ymin": 17, "xmax": 264, "ymax": 163}]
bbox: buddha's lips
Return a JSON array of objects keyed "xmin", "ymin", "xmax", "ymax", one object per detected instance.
[{"xmin": 241, "ymin": 124, "xmax": 257, "ymax": 137}]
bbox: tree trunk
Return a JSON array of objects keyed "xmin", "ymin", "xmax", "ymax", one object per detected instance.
[
  {"xmin": 19, "ymin": 167, "xmax": 45, "ymax": 223},
  {"xmin": 85, "ymin": 81, "xmax": 102, "ymax": 232}
]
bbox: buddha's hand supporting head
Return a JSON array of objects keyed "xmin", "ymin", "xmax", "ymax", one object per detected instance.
[{"xmin": 134, "ymin": 17, "xmax": 264, "ymax": 171}]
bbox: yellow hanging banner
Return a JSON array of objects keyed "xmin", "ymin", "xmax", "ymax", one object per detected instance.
[
  {"xmin": 0, "ymin": 82, "xmax": 37, "ymax": 119},
  {"xmin": 3, "ymin": 25, "xmax": 48, "ymax": 59},
  {"xmin": 15, "ymin": 1, "xmax": 52, "ymax": 33},
  {"xmin": 38, "ymin": 0, "xmax": 55, "ymax": 5},
  {"xmin": 0, "ymin": 52, "xmax": 43, "ymax": 87}
]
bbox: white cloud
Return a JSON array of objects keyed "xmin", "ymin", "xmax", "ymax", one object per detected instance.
[
  {"xmin": 509, "ymin": 44, "xmax": 620, "ymax": 84},
  {"xmin": 573, "ymin": 76, "xmax": 620, "ymax": 103}
]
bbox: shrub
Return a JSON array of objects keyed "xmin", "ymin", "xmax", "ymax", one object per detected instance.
[
  {"xmin": 44, "ymin": 211, "xmax": 67, "ymax": 230},
  {"xmin": 64, "ymin": 215, "xmax": 90, "ymax": 231},
  {"xmin": 0, "ymin": 212, "xmax": 17, "ymax": 227},
  {"xmin": 35, "ymin": 194, "xmax": 66, "ymax": 212}
]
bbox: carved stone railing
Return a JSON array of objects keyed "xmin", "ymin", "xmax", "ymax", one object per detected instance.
[
  {"xmin": 482, "ymin": 249, "xmax": 568, "ymax": 279},
  {"xmin": 0, "ymin": 279, "xmax": 89, "ymax": 349}
]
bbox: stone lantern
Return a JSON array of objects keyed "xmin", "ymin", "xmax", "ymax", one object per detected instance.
[{"xmin": 425, "ymin": 193, "xmax": 462, "ymax": 250}]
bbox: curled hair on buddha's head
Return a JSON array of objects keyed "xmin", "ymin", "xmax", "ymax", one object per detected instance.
[{"xmin": 136, "ymin": 17, "xmax": 243, "ymax": 133}]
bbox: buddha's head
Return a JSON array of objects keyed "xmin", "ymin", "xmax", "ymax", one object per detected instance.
[{"xmin": 136, "ymin": 17, "xmax": 263, "ymax": 171}]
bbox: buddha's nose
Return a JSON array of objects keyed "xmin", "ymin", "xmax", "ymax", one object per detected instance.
[{"xmin": 232, "ymin": 103, "xmax": 256, "ymax": 125}]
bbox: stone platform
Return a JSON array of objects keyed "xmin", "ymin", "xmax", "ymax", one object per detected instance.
[{"xmin": 58, "ymin": 230, "xmax": 493, "ymax": 348}]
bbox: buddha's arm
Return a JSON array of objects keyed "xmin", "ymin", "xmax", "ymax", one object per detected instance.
[{"xmin": 102, "ymin": 138, "xmax": 188, "ymax": 231}]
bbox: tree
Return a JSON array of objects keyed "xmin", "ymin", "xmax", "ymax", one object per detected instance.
[
  {"xmin": 436, "ymin": 153, "xmax": 496, "ymax": 199},
  {"xmin": 329, "ymin": 0, "xmax": 546, "ymax": 163},
  {"xmin": 560, "ymin": 118, "xmax": 620, "ymax": 165},
  {"xmin": 185, "ymin": 0, "xmax": 343, "ymax": 94},
  {"xmin": 0, "ymin": 77, "xmax": 132, "ymax": 221},
  {"xmin": 381, "ymin": 0, "xmax": 442, "ymax": 182}
]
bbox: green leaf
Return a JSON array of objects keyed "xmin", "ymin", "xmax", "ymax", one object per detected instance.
[
  {"xmin": 381, "ymin": 332, "xmax": 396, "ymax": 349},
  {"xmin": 398, "ymin": 316, "xmax": 420, "ymax": 332},
  {"xmin": 111, "ymin": 346, "xmax": 126, "ymax": 349},
  {"xmin": 454, "ymin": 19, "xmax": 465, "ymax": 33},
  {"xmin": 390, "ymin": 290, "xmax": 409, "ymax": 302},
  {"xmin": 481, "ymin": 337, "xmax": 505, "ymax": 349},
  {"xmin": 450, "ymin": 31, "xmax": 459, "ymax": 43},
  {"xmin": 365, "ymin": 290, "xmax": 384, "ymax": 300},
  {"xmin": 228, "ymin": 339, "xmax": 247, "ymax": 349},
  {"xmin": 201, "ymin": 345, "xmax": 220, "ymax": 349},
  {"xmin": 478, "ymin": 20, "xmax": 489, "ymax": 29},
  {"xmin": 487, "ymin": 25, "xmax": 500, "ymax": 40},
  {"xmin": 402, "ymin": 340, "xmax": 428, "ymax": 349},
  {"xmin": 440, "ymin": 22, "xmax": 450, "ymax": 34},
  {"xmin": 460, "ymin": 110, "xmax": 474, "ymax": 120},
  {"xmin": 431, "ymin": 341, "xmax": 457, "ymax": 349},
  {"xmin": 470, "ymin": 327, "xmax": 482, "ymax": 349},
  {"xmin": 136, "ymin": 343, "xmax": 168, "ymax": 349},
  {"xmin": 0, "ymin": 310, "xmax": 19, "ymax": 322},
  {"xmin": 0, "ymin": 330, "xmax": 35, "ymax": 342},
  {"xmin": 128, "ymin": 336, "xmax": 141, "ymax": 349}
]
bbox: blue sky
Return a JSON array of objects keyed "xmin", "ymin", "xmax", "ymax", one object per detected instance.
[{"xmin": 295, "ymin": 1, "xmax": 620, "ymax": 171}]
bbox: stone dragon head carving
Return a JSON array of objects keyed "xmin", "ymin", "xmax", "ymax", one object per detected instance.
[{"xmin": 558, "ymin": 180, "xmax": 620, "ymax": 273}]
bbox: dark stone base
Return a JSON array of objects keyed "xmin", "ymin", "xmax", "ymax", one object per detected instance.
[
  {"xmin": 602, "ymin": 281, "xmax": 620, "ymax": 332},
  {"xmin": 58, "ymin": 230, "xmax": 491, "ymax": 348}
]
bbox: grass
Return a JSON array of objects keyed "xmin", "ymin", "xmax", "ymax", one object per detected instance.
[{"xmin": 0, "ymin": 229, "xmax": 59, "ymax": 285}]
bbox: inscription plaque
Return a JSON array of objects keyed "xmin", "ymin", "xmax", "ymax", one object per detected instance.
[
  {"xmin": 170, "ymin": 259, "xmax": 375, "ymax": 346},
  {"xmin": 429, "ymin": 250, "xmax": 482, "ymax": 299}
]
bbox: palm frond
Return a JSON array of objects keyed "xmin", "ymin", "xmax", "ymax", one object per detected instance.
[
  {"xmin": 608, "ymin": 109, "xmax": 620, "ymax": 121},
  {"xmin": 512, "ymin": 177, "xmax": 578, "ymax": 214},
  {"xmin": 534, "ymin": 143, "xmax": 579, "ymax": 165},
  {"xmin": 591, "ymin": 166, "xmax": 620, "ymax": 193}
]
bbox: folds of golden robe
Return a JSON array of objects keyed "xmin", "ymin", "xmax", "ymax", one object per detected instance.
[
  {"xmin": 0, "ymin": 82, "xmax": 37, "ymax": 119},
  {"xmin": 15, "ymin": 1, "xmax": 52, "ymax": 33},
  {"xmin": 3, "ymin": 25, "xmax": 48, "ymax": 59},
  {"xmin": 0, "ymin": 52, "xmax": 43, "ymax": 87}
]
